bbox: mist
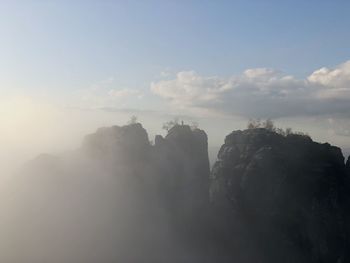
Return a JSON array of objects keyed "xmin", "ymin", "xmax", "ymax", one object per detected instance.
[
  {"xmin": 2, "ymin": 1, "xmax": 350, "ymax": 261},
  {"xmin": 1, "ymin": 97, "xmax": 350, "ymax": 262},
  {"xmin": 2, "ymin": 154, "xmax": 188, "ymax": 262},
  {"xmin": 0, "ymin": 109, "xmax": 225, "ymax": 262}
]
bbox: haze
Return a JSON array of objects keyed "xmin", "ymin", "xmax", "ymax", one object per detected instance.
[{"xmin": 1, "ymin": 1, "xmax": 350, "ymax": 262}]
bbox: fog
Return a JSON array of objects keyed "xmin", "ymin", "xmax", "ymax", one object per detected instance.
[
  {"xmin": 1, "ymin": 97, "xmax": 350, "ymax": 263},
  {"xmin": 1, "ymin": 157, "xmax": 188, "ymax": 262},
  {"xmin": 2, "ymin": 1, "xmax": 350, "ymax": 261},
  {"xmin": 0, "ymin": 101, "xmax": 225, "ymax": 262}
]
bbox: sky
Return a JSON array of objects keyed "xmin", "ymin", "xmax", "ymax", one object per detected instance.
[{"xmin": 1, "ymin": 0, "xmax": 350, "ymax": 166}]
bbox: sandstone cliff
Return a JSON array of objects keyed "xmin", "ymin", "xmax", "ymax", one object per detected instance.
[
  {"xmin": 211, "ymin": 128, "xmax": 350, "ymax": 262},
  {"xmin": 14, "ymin": 124, "xmax": 350, "ymax": 262}
]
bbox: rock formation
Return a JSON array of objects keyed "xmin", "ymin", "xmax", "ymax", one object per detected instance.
[
  {"xmin": 13, "ymin": 124, "xmax": 350, "ymax": 263},
  {"xmin": 16, "ymin": 123, "xmax": 212, "ymax": 262},
  {"xmin": 82, "ymin": 123, "xmax": 151, "ymax": 164},
  {"xmin": 80, "ymin": 123, "xmax": 210, "ymax": 217},
  {"xmin": 211, "ymin": 128, "xmax": 350, "ymax": 262},
  {"xmin": 153, "ymin": 124, "xmax": 210, "ymax": 220}
]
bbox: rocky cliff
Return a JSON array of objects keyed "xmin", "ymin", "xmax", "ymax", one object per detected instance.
[
  {"xmin": 82, "ymin": 123, "xmax": 151, "ymax": 164},
  {"xmin": 211, "ymin": 128, "xmax": 350, "ymax": 263},
  {"xmin": 14, "ymin": 124, "xmax": 350, "ymax": 262},
  {"xmin": 80, "ymin": 123, "xmax": 210, "ymax": 217},
  {"xmin": 153, "ymin": 125, "xmax": 210, "ymax": 221},
  {"xmin": 16, "ymin": 123, "xmax": 212, "ymax": 263}
]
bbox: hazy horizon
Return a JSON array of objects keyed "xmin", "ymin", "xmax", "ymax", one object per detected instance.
[
  {"xmin": 1, "ymin": 1, "xmax": 350, "ymax": 262},
  {"xmin": 2, "ymin": 1, "xmax": 350, "ymax": 173}
]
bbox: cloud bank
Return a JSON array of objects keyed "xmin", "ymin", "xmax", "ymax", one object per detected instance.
[
  {"xmin": 76, "ymin": 78, "xmax": 143, "ymax": 109},
  {"xmin": 151, "ymin": 60, "xmax": 350, "ymax": 118}
]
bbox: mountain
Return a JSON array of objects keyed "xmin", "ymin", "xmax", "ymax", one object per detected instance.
[
  {"xmin": 7, "ymin": 123, "xmax": 350, "ymax": 263},
  {"xmin": 211, "ymin": 128, "xmax": 350, "ymax": 262},
  {"xmin": 10, "ymin": 123, "xmax": 213, "ymax": 263}
]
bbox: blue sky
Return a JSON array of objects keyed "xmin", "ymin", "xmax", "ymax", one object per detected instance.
[
  {"xmin": 2, "ymin": 1, "xmax": 350, "ymax": 95},
  {"xmin": 1, "ymin": 0, "xmax": 350, "ymax": 159}
]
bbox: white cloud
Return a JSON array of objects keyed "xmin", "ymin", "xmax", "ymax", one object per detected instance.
[
  {"xmin": 308, "ymin": 61, "xmax": 350, "ymax": 88},
  {"xmin": 160, "ymin": 70, "xmax": 172, "ymax": 77},
  {"xmin": 151, "ymin": 60, "xmax": 350, "ymax": 118},
  {"xmin": 308, "ymin": 61, "xmax": 350, "ymax": 100},
  {"xmin": 151, "ymin": 71, "xmax": 228, "ymax": 109},
  {"xmin": 108, "ymin": 88, "xmax": 141, "ymax": 99},
  {"xmin": 76, "ymin": 78, "xmax": 143, "ymax": 109}
]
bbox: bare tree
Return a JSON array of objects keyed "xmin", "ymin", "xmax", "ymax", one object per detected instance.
[
  {"xmin": 162, "ymin": 117, "xmax": 180, "ymax": 131},
  {"xmin": 247, "ymin": 119, "xmax": 308, "ymax": 138},
  {"xmin": 128, "ymin": 115, "xmax": 138, "ymax": 125},
  {"xmin": 285, "ymin": 127, "xmax": 292, "ymax": 135},
  {"xmin": 276, "ymin": 128, "xmax": 286, "ymax": 136},
  {"xmin": 247, "ymin": 118, "xmax": 262, "ymax": 129},
  {"xmin": 262, "ymin": 119, "xmax": 275, "ymax": 131},
  {"xmin": 190, "ymin": 121, "xmax": 199, "ymax": 130}
]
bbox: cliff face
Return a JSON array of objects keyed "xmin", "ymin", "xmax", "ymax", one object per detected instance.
[
  {"xmin": 14, "ymin": 124, "xmax": 350, "ymax": 262},
  {"xmin": 153, "ymin": 125, "xmax": 210, "ymax": 220},
  {"xmin": 80, "ymin": 123, "xmax": 210, "ymax": 215},
  {"xmin": 16, "ymin": 123, "xmax": 212, "ymax": 263},
  {"xmin": 82, "ymin": 123, "xmax": 151, "ymax": 165},
  {"xmin": 211, "ymin": 128, "xmax": 350, "ymax": 263}
]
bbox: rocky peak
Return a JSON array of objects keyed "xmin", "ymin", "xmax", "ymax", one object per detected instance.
[
  {"xmin": 82, "ymin": 123, "xmax": 151, "ymax": 163},
  {"xmin": 13, "ymin": 123, "xmax": 350, "ymax": 263},
  {"xmin": 153, "ymin": 124, "xmax": 210, "ymax": 218},
  {"xmin": 164, "ymin": 125, "xmax": 208, "ymax": 160},
  {"xmin": 211, "ymin": 128, "xmax": 349, "ymax": 263},
  {"xmin": 79, "ymin": 123, "xmax": 211, "ymax": 218}
]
